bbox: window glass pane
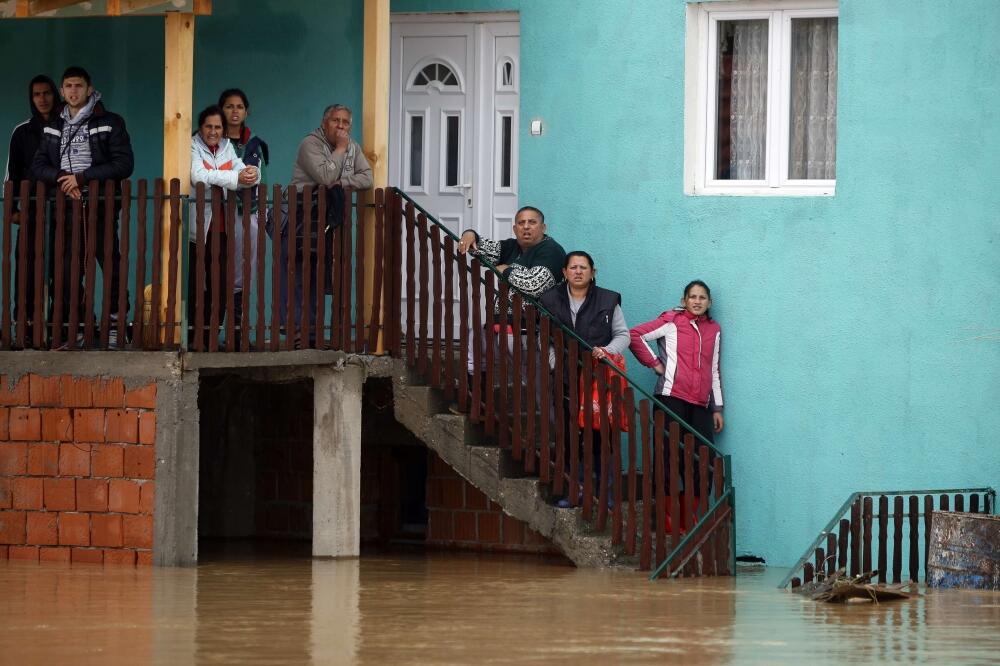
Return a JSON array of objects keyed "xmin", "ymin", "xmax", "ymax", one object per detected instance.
[
  {"xmin": 789, "ymin": 17, "xmax": 837, "ymax": 180},
  {"xmin": 446, "ymin": 115, "xmax": 460, "ymax": 187},
  {"xmin": 500, "ymin": 115, "xmax": 512, "ymax": 188},
  {"xmin": 715, "ymin": 19, "xmax": 768, "ymax": 180},
  {"xmin": 409, "ymin": 116, "xmax": 423, "ymax": 187},
  {"xmin": 503, "ymin": 62, "xmax": 514, "ymax": 87}
]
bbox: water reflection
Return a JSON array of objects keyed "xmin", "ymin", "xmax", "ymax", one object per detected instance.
[{"xmin": 0, "ymin": 547, "xmax": 998, "ymax": 664}]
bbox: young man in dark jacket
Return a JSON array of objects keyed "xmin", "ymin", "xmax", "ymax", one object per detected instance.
[
  {"xmin": 32, "ymin": 66, "xmax": 134, "ymax": 346},
  {"xmin": 3, "ymin": 74, "xmax": 58, "ymax": 345}
]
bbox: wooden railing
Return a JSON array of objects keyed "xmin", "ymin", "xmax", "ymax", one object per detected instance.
[
  {"xmin": 388, "ymin": 189, "xmax": 735, "ymax": 579},
  {"xmin": 1, "ymin": 179, "xmax": 391, "ymax": 351},
  {"xmin": 780, "ymin": 487, "xmax": 997, "ymax": 589}
]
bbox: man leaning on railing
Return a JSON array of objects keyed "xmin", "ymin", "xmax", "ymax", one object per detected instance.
[
  {"xmin": 31, "ymin": 66, "xmax": 134, "ymax": 348},
  {"xmin": 457, "ymin": 205, "xmax": 566, "ymax": 375}
]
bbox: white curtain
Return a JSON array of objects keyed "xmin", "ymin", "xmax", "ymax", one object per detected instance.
[
  {"xmin": 789, "ymin": 18, "xmax": 838, "ymax": 179},
  {"xmin": 727, "ymin": 20, "xmax": 769, "ymax": 180}
]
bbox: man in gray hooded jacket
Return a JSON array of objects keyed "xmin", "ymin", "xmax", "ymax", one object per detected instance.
[{"xmin": 277, "ymin": 104, "xmax": 372, "ymax": 345}]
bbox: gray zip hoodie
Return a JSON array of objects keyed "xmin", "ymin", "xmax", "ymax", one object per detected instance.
[{"xmin": 289, "ymin": 128, "xmax": 373, "ymax": 190}]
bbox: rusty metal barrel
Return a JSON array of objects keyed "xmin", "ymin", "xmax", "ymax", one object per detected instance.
[{"xmin": 927, "ymin": 511, "xmax": 1000, "ymax": 590}]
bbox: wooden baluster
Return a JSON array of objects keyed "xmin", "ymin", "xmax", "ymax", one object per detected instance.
[
  {"xmin": 32, "ymin": 182, "xmax": 47, "ymax": 349},
  {"xmin": 269, "ymin": 185, "xmax": 282, "ymax": 351},
  {"xmin": 83, "ymin": 182, "xmax": 99, "ymax": 347},
  {"xmin": 417, "ymin": 213, "xmax": 430, "ymax": 375},
  {"xmin": 132, "ymin": 182, "xmax": 147, "ymax": 350},
  {"xmin": 457, "ymin": 250, "xmax": 470, "ymax": 413},
  {"xmin": 610, "ymin": 382, "xmax": 623, "ymax": 546},
  {"xmin": 698, "ymin": 445, "xmax": 709, "ymax": 522},
  {"xmin": 330, "ymin": 212, "xmax": 342, "ymax": 350},
  {"xmin": 255, "ymin": 183, "xmax": 267, "ymax": 350},
  {"xmin": 149, "ymin": 180, "xmax": 163, "ymax": 350},
  {"xmin": 892, "ymin": 496, "xmax": 904, "ymax": 584},
  {"xmin": 924, "ymin": 495, "xmax": 934, "ymax": 582},
  {"xmin": 552, "ymin": 328, "xmax": 565, "ymax": 495},
  {"xmin": 392, "ymin": 193, "xmax": 404, "ymax": 356},
  {"xmin": 850, "ymin": 499, "xmax": 861, "ymax": 577},
  {"xmin": 68, "ymin": 197, "xmax": 84, "ymax": 349},
  {"xmin": 908, "ymin": 495, "xmax": 919, "ymax": 582},
  {"xmin": 815, "ymin": 547, "xmax": 826, "ymax": 580},
  {"xmin": 14, "ymin": 182, "xmax": 29, "ymax": 347},
  {"xmin": 595, "ymin": 361, "xmax": 609, "ymax": 530},
  {"xmin": 0, "ymin": 181, "xmax": 12, "ymax": 349},
  {"xmin": 713, "ymin": 456, "xmax": 726, "ymax": 574},
  {"xmin": 483, "ymin": 272, "xmax": 496, "ymax": 435},
  {"xmin": 98, "ymin": 182, "xmax": 114, "ymax": 348},
  {"xmin": 683, "ymin": 433, "xmax": 696, "ymax": 534},
  {"xmin": 826, "ymin": 532, "xmax": 837, "ymax": 577},
  {"xmin": 524, "ymin": 305, "xmax": 536, "ymax": 475},
  {"xmin": 367, "ymin": 189, "xmax": 385, "ymax": 351},
  {"xmin": 655, "ymin": 412, "xmax": 668, "ymax": 569},
  {"xmin": 284, "ymin": 187, "xmax": 297, "ymax": 350},
  {"xmin": 668, "ymin": 420, "xmax": 680, "ymax": 556},
  {"xmin": 970, "ymin": 494, "xmax": 980, "ymax": 513},
  {"xmin": 581, "ymin": 352, "xmax": 593, "ymax": 519},
  {"xmin": 639, "ymin": 399, "xmax": 652, "ymax": 571},
  {"xmin": 299, "ymin": 186, "xmax": 312, "ymax": 349},
  {"xmin": 470, "ymin": 258, "xmax": 483, "ymax": 422},
  {"xmin": 838, "ymin": 518, "xmax": 849, "ymax": 571},
  {"xmin": 208, "ymin": 187, "xmax": 222, "ymax": 352},
  {"xmin": 803, "ymin": 562, "xmax": 814, "ymax": 584},
  {"xmin": 538, "ymin": 317, "xmax": 551, "ymax": 482},
  {"xmin": 862, "ymin": 496, "xmax": 873, "ymax": 576},
  {"xmin": 877, "ymin": 495, "xmax": 888, "ymax": 583},
  {"xmin": 510, "ymin": 294, "xmax": 523, "ymax": 462},
  {"xmin": 115, "ymin": 181, "xmax": 130, "ymax": 349},
  {"xmin": 240, "ymin": 188, "xmax": 253, "ymax": 352},
  {"xmin": 443, "ymin": 235, "xmax": 455, "ymax": 399},
  {"xmin": 353, "ymin": 194, "xmax": 364, "ymax": 352},
  {"xmin": 193, "ymin": 183, "xmax": 206, "ymax": 352},
  {"xmin": 567, "ymin": 338, "xmax": 579, "ymax": 506},
  {"xmin": 405, "ymin": 203, "xmax": 416, "ymax": 366},
  {"xmin": 341, "ymin": 201, "xmax": 353, "ymax": 350},
  {"xmin": 166, "ymin": 179, "xmax": 181, "ymax": 350},
  {"xmin": 791, "ymin": 577, "xmax": 801, "ymax": 590},
  {"xmin": 431, "ymin": 225, "xmax": 443, "ymax": 386},
  {"xmin": 625, "ymin": 388, "xmax": 637, "ymax": 556},
  {"xmin": 954, "ymin": 494, "xmax": 965, "ymax": 512},
  {"xmin": 315, "ymin": 186, "xmax": 327, "ymax": 350},
  {"xmin": 496, "ymin": 282, "xmax": 510, "ymax": 449},
  {"xmin": 939, "ymin": 494, "xmax": 949, "ymax": 512}
]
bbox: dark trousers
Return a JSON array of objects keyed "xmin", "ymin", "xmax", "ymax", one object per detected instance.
[
  {"xmin": 47, "ymin": 198, "xmax": 128, "ymax": 338},
  {"xmin": 187, "ymin": 237, "xmax": 242, "ymax": 349},
  {"xmin": 658, "ymin": 396, "xmax": 714, "ymax": 497}
]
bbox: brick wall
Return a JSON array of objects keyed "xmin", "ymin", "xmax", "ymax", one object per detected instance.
[
  {"xmin": 425, "ymin": 451, "xmax": 558, "ymax": 555},
  {"xmin": 0, "ymin": 374, "xmax": 155, "ymax": 566}
]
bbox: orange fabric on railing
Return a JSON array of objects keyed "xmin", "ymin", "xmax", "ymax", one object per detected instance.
[{"xmin": 578, "ymin": 352, "xmax": 630, "ymax": 432}]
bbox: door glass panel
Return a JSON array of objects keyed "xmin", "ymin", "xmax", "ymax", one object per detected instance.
[
  {"xmin": 445, "ymin": 115, "xmax": 460, "ymax": 187},
  {"xmin": 500, "ymin": 115, "xmax": 512, "ymax": 188},
  {"xmin": 409, "ymin": 115, "xmax": 423, "ymax": 187}
]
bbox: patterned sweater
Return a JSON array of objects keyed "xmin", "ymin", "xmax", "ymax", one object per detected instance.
[{"xmin": 469, "ymin": 234, "xmax": 566, "ymax": 317}]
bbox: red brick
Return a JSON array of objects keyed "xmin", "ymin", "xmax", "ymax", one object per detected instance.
[
  {"xmin": 0, "ymin": 478, "xmax": 10, "ymax": 509},
  {"xmin": 12, "ymin": 478, "xmax": 43, "ymax": 510},
  {"xmin": 0, "ymin": 375, "xmax": 30, "ymax": 406},
  {"xmin": 124, "ymin": 383, "xmax": 156, "ymax": 409},
  {"xmin": 0, "ymin": 545, "xmax": 6, "ymax": 558},
  {"xmin": 40, "ymin": 408, "xmax": 73, "ymax": 441},
  {"xmin": 0, "ymin": 442, "xmax": 28, "ymax": 474},
  {"xmin": 26, "ymin": 512, "xmax": 58, "ymax": 545},
  {"xmin": 27, "ymin": 443, "xmax": 59, "ymax": 476},
  {"xmin": 39, "ymin": 546, "xmax": 71, "ymax": 562},
  {"xmin": 477, "ymin": 512, "xmax": 501, "ymax": 543},
  {"xmin": 109, "ymin": 479, "xmax": 141, "ymax": 513},
  {"xmin": 136, "ymin": 550, "xmax": 153, "ymax": 566},
  {"xmin": 0, "ymin": 511, "xmax": 26, "ymax": 544},
  {"xmin": 427, "ymin": 509, "xmax": 453, "ymax": 541},
  {"xmin": 104, "ymin": 549, "xmax": 136, "ymax": 566},
  {"xmin": 73, "ymin": 409, "xmax": 106, "ymax": 443},
  {"xmin": 92, "ymin": 378, "xmax": 125, "ymax": 408},
  {"xmin": 9, "ymin": 545, "xmax": 39, "ymax": 561},
  {"xmin": 122, "ymin": 514, "xmax": 153, "ymax": 549},
  {"xmin": 105, "ymin": 410, "xmax": 138, "ymax": 443},
  {"xmin": 454, "ymin": 511, "xmax": 477, "ymax": 541},
  {"xmin": 0, "ymin": 407, "xmax": 8, "ymax": 439},
  {"xmin": 76, "ymin": 479, "xmax": 109, "ymax": 512},
  {"xmin": 138, "ymin": 481, "xmax": 155, "ymax": 514},
  {"xmin": 71, "ymin": 547, "xmax": 103, "ymax": 564},
  {"xmin": 138, "ymin": 412, "xmax": 156, "ymax": 445},
  {"xmin": 440, "ymin": 478, "xmax": 465, "ymax": 509},
  {"xmin": 502, "ymin": 514, "xmax": 525, "ymax": 545},
  {"xmin": 43, "ymin": 478, "xmax": 76, "ymax": 511},
  {"xmin": 9, "ymin": 408, "xmax": 40, "ymax": 441},
  {"xmin": 29, "ymin": 375, "xmax": 62, "ymax": 406},
  {"xmin": 59, "ymin": 443, "xmax": 91, "ymax": 476},
  {"xmin": 92, "ymin": 444, "xmax": 125, "ymax": 478},
  {"xmin": 60, "ymin": 376, "xmax": 92, "ymax": 408},
  {"xmin": 124, "ymin": 445, "xmax": 155, "ymax": 479},
  {"xmin": 466, "ymin": 486, "xmax": 489, "ymax": 511},
  {"xmin": 58, "ymin": 512, "xmax": 90, "ymax": 546},
  {"xmin": 91, "ymin": 514, "xmax": 122, "ymax": 547}
]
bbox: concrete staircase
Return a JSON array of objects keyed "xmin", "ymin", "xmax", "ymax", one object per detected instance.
[{"xmin": 391, "ymin": 364, "xmax": 641, "ymax": 568}]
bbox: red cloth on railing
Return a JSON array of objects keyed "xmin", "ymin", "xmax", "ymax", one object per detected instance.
[{"xmin": 578, "ymin": 352, "xmax": 630, "ymax": 432}]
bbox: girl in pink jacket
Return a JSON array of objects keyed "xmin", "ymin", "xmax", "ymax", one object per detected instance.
[{"xmin": 628, "ymin": 280, "xmax": 724, "ymax": 443}]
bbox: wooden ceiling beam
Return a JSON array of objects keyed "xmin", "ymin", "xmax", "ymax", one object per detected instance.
[{"xmin": 5, "ymin": 0, "xmax": 211, "ymax": 18}]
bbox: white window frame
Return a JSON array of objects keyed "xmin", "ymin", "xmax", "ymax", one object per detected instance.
[{"xmin": 684, "ymin": 0, "xmax": 838, "ymax": 196}]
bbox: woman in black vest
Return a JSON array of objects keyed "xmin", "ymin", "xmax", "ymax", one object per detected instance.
[{"xmin": 539, "ymin": 251, "xmax": 629, "ymax": 508}]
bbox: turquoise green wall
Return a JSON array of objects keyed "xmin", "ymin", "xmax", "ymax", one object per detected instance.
[{"xmin": 2, "ymin": 0, "xmax": 997, "ymax": 566}]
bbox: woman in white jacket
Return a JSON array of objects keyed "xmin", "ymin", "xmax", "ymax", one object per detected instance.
[{"xmin": 187, "ymin": 105, "xmax": 259, "ymax": 348}]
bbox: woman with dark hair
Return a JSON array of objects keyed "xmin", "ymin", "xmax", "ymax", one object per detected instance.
[
  {"xmin": 218, "ymin": 88, "xmax": 269, "ymax": 321},
  {"xmin": 188, "ymin": 105, "xmax": 259, "ymax": 347},
  {"xmin": 539, "ymin": 251, "xmax": 629, "ymax": 508}
]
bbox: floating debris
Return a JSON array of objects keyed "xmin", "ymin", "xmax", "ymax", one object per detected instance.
[{"xmin": 793, "ymin": 568, "xmax": 917, "ymax": 603}]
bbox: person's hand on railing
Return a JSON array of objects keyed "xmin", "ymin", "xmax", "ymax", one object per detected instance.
[
  {"xmin": 238, "ymin": 166, "xmax": 257, "ymax": 186},
  {"xmin": 57, "ymin": 173, "xmax": 82, "ymax": 199},
  {"xmin": 457, "ymin": 230, "xmax": 478, "ymax": 254},
  {"xmin": 592, "ymin": 346, "xmax": 609, "ymax": 360}
]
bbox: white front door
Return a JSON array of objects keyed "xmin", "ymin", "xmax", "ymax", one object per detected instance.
[{"xmin": 389, "ymin": 14, "xmax": 520, "ymax": 240}]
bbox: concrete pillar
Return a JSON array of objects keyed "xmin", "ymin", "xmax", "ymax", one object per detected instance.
[
  {"xmin": 312, "ymin": 364, "xmax": 363, "ymax": 557},
  {"xmin": 154, "ymin": 370, "xmax": 201, "ymax": 566}
]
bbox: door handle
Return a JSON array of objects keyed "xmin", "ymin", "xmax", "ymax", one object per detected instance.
[{"xmin": 459, "ymin": 183, "xmax": 473, "ymax": 208}]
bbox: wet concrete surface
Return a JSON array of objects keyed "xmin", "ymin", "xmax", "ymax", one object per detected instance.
[{"xmin": 1, "ymin": 543, "xmax": 999, "ymax": 664}]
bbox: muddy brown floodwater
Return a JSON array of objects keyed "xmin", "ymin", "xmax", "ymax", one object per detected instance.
[{"xmin": 1, "ymin": 544, "xmax": 999, "ymax": 665}]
